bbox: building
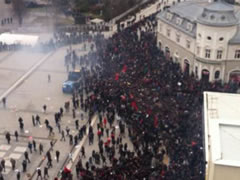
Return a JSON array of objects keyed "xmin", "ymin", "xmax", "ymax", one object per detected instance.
[
  {"xmin": 157, "ymin": 0, "xmax": 240, "ymax": 83},
  {"xmin": 203, "ymin": 91, "xmax": 240, "ymax": 180}
]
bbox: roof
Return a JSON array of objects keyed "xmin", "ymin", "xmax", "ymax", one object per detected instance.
[
  {"xmin": 197, "ymin": 1, "xmax": 238, "ymax": 27},
  {"xmin": 229, "ymin": 26, "xmax": 240, "ymax": 44},
  {"xmin": 157, "ymin": 0, "xmax": 240, "ymax": 39},
  {"xmin": 90, "ymin": 18, "xmax": 104, "ymax": 24},
  {"xmin": 167, "ymin": 0, "xmax": 206, "ymax": 22},
  {"xmin": 0, "ymin": 33, "xmax": 39, "ymax": 46},
  {"xmin": 204, "ymin": 92, "xmax": 240, "ymax": 169},
  {"xmin": 156, "ymin": 0, "xmax": 206, "ymax": 37},
  {"xmin": 207, "ymin": 0, "xmax": 234, "ymax": 11},
  {"xmin": 63, "ymin": 81, "xmax": 75, "ymax": 86}
]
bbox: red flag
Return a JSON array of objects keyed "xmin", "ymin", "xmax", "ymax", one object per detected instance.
[
  {"xmin": 103, "ymin": 118, "xmax": 107, "ymax": 125},
  {"xmin": 130, "ymin": 93, "xmax": 134, "ymax": 99},
  {"xmin": 131, "ymin": 101, "xmax": 138, "ymax": 111},
  {"xmin": 154, "ymin": 115, "xmax": 158, "ymax": 128},
  {"xmin": 191, "ymin": 141, "xmax": 197, "ymax": 146},
  {"xmin": 147, "ymin": 109, "xmax": 152, "ymax": 115},
  {"xmin": 115, "ymin": 73, "xmax": 119, "ymax": 81},
  {"xmin": 121, "ymin": 65, "xmax": 127, "ymax": 73},
  {"xmin": 161, "ymin": 170, "xmax": 165, "ymax": 176},
  {"xmin": 120, "ymin": 95, "xmax": 126, "ymax": 100}
]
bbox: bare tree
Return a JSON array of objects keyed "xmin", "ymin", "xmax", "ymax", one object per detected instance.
[
  {"xmin": 51, "ymin": 0, "xmax": 70, "ymax": 14},
  {"xmin": 12, "ymin": 0, "xmax": 26, "ymax": 26}
]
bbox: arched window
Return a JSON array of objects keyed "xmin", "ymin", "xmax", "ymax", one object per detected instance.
[
  {"xmin": 165, "ymin": 46, "xmax": 170, "ymax": 53},
  {"xmin": 229, "ymin": 70, "xmax": 240, "ymax": 83},
  {"xmin": 184, "ymin": 59, "xmax": 190, "ymax": 75},
  {"xmin": 159, "ymin": 42, "xmax": 162, "ymax": 49},
  {"xmin": 215, "ymin": 71, "xmax": 220, "ymax": 79},
  {"xmin": 202, "ymin": 69, "xmax": 210, "ymax": 82},
  {"xmin": 165, "ymin": 47, "xmax": 170, "ymax": 60}
]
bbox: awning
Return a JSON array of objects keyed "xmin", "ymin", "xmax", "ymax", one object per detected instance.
[
  {"xmin": 0, "ymin": 33, "xmax": 39, "ymax": 46},
  {"xmin": 90, "ymin": 18, "xmax": 104, "ymax": 24}
]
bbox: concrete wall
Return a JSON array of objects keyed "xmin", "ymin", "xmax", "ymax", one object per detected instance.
[
  {"xmin": 213, "ymin": 164, "xmax": 240, "ymax": 180},
  {"xmin": 157, "ymin": 14, "xmax": 240, "ymax": 82},
  {"xmin": 224, "ymin": 60, "xmax": 240, "ymax": 82},
  {"xmin": 196, "ymin": 24, "xmax": 237, "ymax": 60},
  {"xmin": 157, "ymin": 32, "xmax": 195, "ymax": 72}
]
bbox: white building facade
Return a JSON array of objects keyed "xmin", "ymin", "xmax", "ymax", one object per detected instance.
[
  {"xmin": 157, "ymin": 0, "xmax": 240, "ymax": 83},
  {"xmin": 204, "ymin": 91, "xmax": 240, "ymax": 180}
]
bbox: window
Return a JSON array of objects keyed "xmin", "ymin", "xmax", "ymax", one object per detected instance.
[
  {"xmin": 176, "ymin": 33, "xmax": 180, "ymax": 42},
  {"xmin": 235, "ymin": 50, "xmax": 240, "ymax": 59},
  {"xmin": 195, "ymin": 66, "xmax": 198, "ymax": 76},
  {"xmin": 217, "ymin": 50, "xmax": 223, "ymax": 59},
  {"xmin": 215, "ymin": 71, "xmax": 220, "ymax": 79},
  {"xmin": 197, "ymin": 46, "xmax": 200, "ymax": 55},
  {"xmin": 186, "ymin": 40, "xmax": 191, "ymax": 49},
  {"xmin": 187, "ymin": 23, "xmax": 193, "ymax": 31},
  {"xmin": 159, "ymin": 24, "xmax": 162, "ymax": 32},
  {"xmin": 205, "ymin": 49, "xmax": 211, "ymax": 58},
  {"xmin": 167, "ymin": 28, "xmax": 171, "ymax": 37},
  {"xmin": 166, "ymin": 12, "xmax": 173, "ymax": 20},
  {"xmin": 176, "ymin": 17, "xmax": 182, "ymax": 25},
  {"xmin": 159, "ymin": 42, "xmax": 162, "ymax": 49},
  {"xmin": 219, "ymin": 37, "xmax": 224, "ymax": 41},
  {"xmin": 207, "ymin": 36, "xmax": 212, "ymax": 40}
]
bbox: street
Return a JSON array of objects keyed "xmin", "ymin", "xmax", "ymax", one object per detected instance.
[{"xmin": 0, "ymin": 44, "xmax": 91, "ymax": 179}]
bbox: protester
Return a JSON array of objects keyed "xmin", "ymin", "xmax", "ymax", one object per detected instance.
[{"xmin": 7, "ymin": 10, "xmax": 238, "ymax": 180}]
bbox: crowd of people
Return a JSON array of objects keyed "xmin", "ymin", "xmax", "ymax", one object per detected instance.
[
  {"xmin": 1, "ymin": 17, "xmax": 12, "ymax": 26},
  {"xmin": 0, "ymin": 10, "xmax": 238, "ymax": 180},
  {"xmin": 38, "ymin": 30, "xmax": 105, "ymax": 53},
  {"xmin": 62, "ymin": 13, "xmax": 238, "ymax": 179}
]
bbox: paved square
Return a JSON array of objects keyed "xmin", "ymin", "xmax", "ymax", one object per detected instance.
[
  {"xmin": 14, "ymin": 146, "xmax": 27, "ymax": 153},
  {"xmin": 2, "ymin": 168, "xmax": 11, "ymax": 175},
  {"xmin": 0, "ymin": 152, "xmax": 6, "ymax": 158},
  {"xmin": 0, "ymin": 145, "xmax": 11, "ymax": 151},
  {"xmin": 5, "ymin": 160, "xmax": 12, "ymax": 167},
  {"xmin": 9, "ymin": 153, "xmax": 22, "ymax": 160}
]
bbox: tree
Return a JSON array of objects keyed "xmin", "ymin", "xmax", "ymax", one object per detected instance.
[
  {"xmin": 52, "ymin": 0, "xmax": 71, "ymax": 13},
  {"xmin": 12, "ymin": 0, "xmax": 26, "ymax": 26},
  {"xmin": 102, "ymin": 0, "xmax": 139, "ymax": 21},
  {"xmin": 128, "ymin": 0, "xmax": 138, "ymax": 7},
  {"xmin": 74, "ymin": 0, "xmax": 91, "ymax": 13}
]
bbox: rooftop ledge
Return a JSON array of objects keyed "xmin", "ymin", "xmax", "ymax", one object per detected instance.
[{"xmin": 215, "ymin": 159, "xmax": 240, "ymax": 167}]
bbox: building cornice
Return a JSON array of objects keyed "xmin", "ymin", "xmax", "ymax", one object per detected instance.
[
  {"xmin": 195, "ymin": 57, "xmax": 239, "ymax": 64},
  {"xmin": 158, "ymin": 16, "xmax": 196, "ymax": 38}
]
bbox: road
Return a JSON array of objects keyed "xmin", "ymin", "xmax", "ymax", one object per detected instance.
[{"xmin": 0, "ymin": 44, "xmax": 91, "ymax": 179}]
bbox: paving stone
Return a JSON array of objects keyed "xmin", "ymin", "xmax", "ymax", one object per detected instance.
[
  {"xmin": 0, "ymin": 144, "xmax": 11, "ymax": 151},
  {"xmin": 9, "ymin": 153, "xmax": 22, "ymax": 160},
  {"xmin": 0, "ymin": 151, "xmax": 6, "ymax": 158},
  {"xmin": 2, "ymin": 168, "xmax": 11, "ymax": 175},
  {"xmin": 5, "ymin": 160, "xmax": 12, "ymax": 167},
  {"xmin": 14, "ymin": 146, "xmax": 27, "ymax": 153}
]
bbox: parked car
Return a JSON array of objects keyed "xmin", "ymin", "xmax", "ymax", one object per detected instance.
[
  {"xmin": 62, "ymin": 70, "xmax": 82, "ymax": 94},
  {"xmin": 62, "ymin": 81, "xmax": 79, "ymax": 94}
]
